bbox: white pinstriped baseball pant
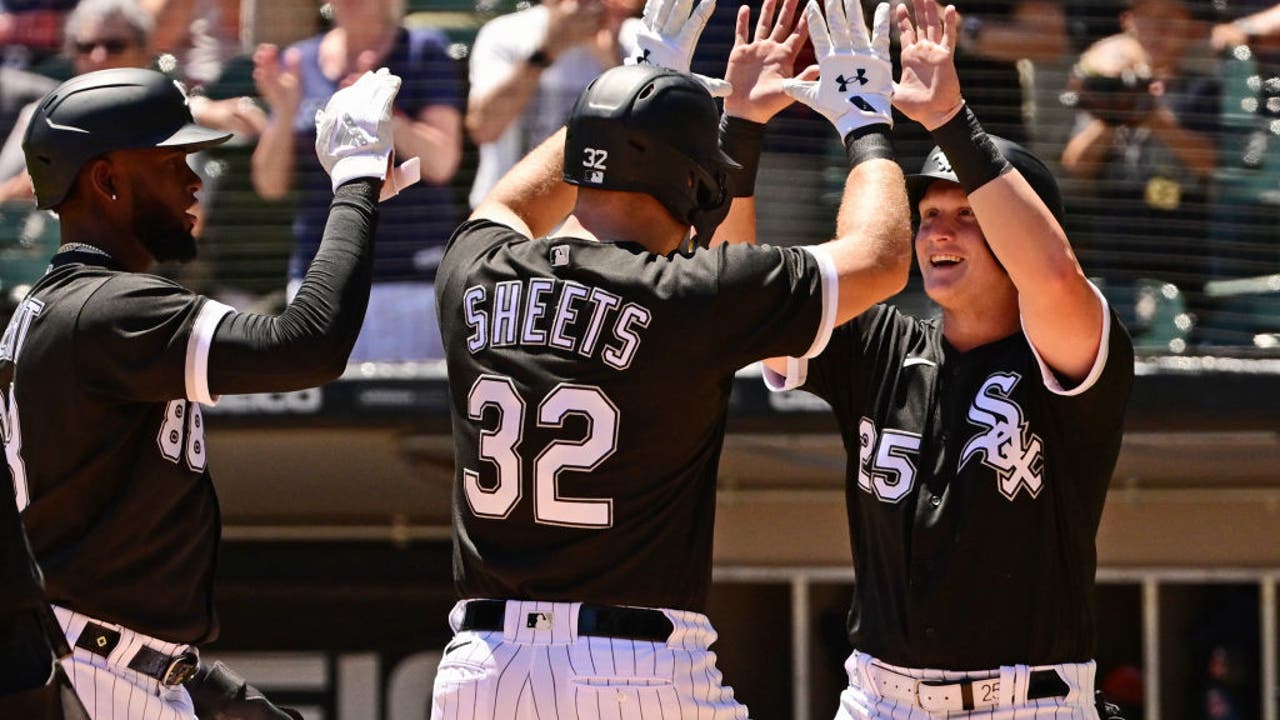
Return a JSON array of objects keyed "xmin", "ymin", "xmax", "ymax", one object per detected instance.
[
  {"xmin": 431, "ymin": 600, "xmax": 750, "ymax": 720},
  {"xmin": 836, "ymin": 650, "xmax": 1100, "ymax": 719},
  {"xmin": 52, "ymin": 606, "xmax": 196, "ymax": 720}
]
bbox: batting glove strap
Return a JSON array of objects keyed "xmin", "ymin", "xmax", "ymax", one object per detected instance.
[
  {"xmin": 315, "ymin": 68, "xmax": 402, "ymax": 192},
  {"xmin": 844, "ymin": 125, "xmax": 895, "ymax": 167}
]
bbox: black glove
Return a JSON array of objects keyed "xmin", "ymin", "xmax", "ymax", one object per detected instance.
[{"xmin": 183, "ymin": 660, "xmax": 303, "ymax": 720}]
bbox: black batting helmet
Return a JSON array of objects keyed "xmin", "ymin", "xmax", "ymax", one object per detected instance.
[
  {"xmin": 906, "ymin": 136, "xmax": 1065, "ymax": 225},
  {"xmin": 22, "ymin": 68, "xmax": 232, "ymax": 209},
  {"xmin": 564, "ymin": 64, "xmax": 740, "ymax": 242}
]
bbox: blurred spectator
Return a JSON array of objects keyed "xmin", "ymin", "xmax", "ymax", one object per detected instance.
[
  {"xmin": 952, "ymin": 0, "xmax": 1124, "ymax": 167},
  {"xmin": 0, "ymin": 67, "xmax": 56, "ymax": 179},
  {"xmin": 251, "ymin": 0, "xmax": 463, "ymax": 362},
  {"xmin": 1060, "ymin": 0, "xmax": 1219, "ymax": 326},
  {"xmin": 0, "ymin": 0, "xmax": 266, "ymax": 204},
  {"xmin": 1191, "ymin": 587, "xmax": 1261, "ymax": 720},
  {"xmin": 466, "ymin": 0, "xmax": 642, "ymax": 208},
  {"xmin": 0, "ymin": 66, "xmax": 55, "ymax": 130},
  {"xmin": 1205, "ymin": 0, "xmax": 1280, "ymax": 345},
  {"xmin": 140, "ymin": 0, "xmax": 241, "ymax": 87},
  {"xmin": 0, "ymin": 0, "xmax": 77, "ymax": 70},
  {"xmin": 1213, "ymin": 1, "xmax": 1280, "ymax": 51}
]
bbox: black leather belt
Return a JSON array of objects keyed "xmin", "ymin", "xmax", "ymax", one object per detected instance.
[
  {"xmin": 460, "ymin": 600, "xmax": 674, "ymax": 642},
  {"xmin": 74, "ymin": 621, "xmax": 200, "ymax": 686},
  {"xmin": 1024, "ymin": 669, "xmax": 1071, "ymax": 700}
]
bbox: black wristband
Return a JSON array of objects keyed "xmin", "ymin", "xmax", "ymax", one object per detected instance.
[
  {"xmin": 844, "ymin": 124, "xmax": 895, "ymax": 168},
  {"xmin": 929, "ymin": 104, "xmax": 1012, "ymax": 194},
  {"xmin": 719, "ymin": 115, "xmax": 767, "ymax": 197}
]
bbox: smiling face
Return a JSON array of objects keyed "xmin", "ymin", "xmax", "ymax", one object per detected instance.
[{"xmin": 914, "ymin": 180, "xmax": 1018, "ymax": 315}]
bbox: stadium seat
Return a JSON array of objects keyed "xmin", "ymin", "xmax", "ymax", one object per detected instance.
[
  {"xmin": 0, "ymin": 203, "xmax": 59, "ymax": 294},
  {"xmin": 1094, "ymin": 277, "xmax": 1193, "ymax": 353}
]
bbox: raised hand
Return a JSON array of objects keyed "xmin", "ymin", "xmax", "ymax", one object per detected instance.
[
  {"xmin": 723, "ymin": 0, "xmax": 810, "ymax": 123},
  {"xmin": 252, "ymin": 43, "xmax": 302, "ymax": 117},
  {"xmin": 544, "ymin": 0, "xmax": 606, "ymax": 57},
  {"xmin": 893, "ymin": 0, "xmax": 963, "ymax": 129},
  {"xmin": 782, "ymin": 0, "xmax": 893, "ymax": 139},
  {"xmin": 314, "ymin": 68, "xmax": 421, "ymax": 200},
  {"xmin": 628, "ymin": 0, "xmax": 731, "ymax": 96}
]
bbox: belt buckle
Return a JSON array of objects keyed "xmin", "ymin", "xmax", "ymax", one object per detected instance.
[
  {"xmin": 160, "ymin": 651, "xmax": 200, "ymax": 686},
  {"xmin": 912, "ymin": 679, "xmax": 936, "ymax": 710}
]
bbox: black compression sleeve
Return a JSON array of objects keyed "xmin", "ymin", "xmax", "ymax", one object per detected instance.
[
  {"xmin": 719, "ymin": 115, "xmax": 766, "ymax": 197},
  {"xmin": 207, "ymin": 179, "xmax": 380, "ymax": 394}
]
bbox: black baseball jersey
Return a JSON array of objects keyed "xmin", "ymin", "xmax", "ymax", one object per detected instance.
[
  {"xmin": 769, "ymin": 295, "xmax": 1133, "ymax": 669},
  {"xmin": 0, "ymin": 249, "xmax": 234, "ymax": 644},
  {"xmin": 437, "ymin": 219, "xmax": 837, "ymax": 612}
]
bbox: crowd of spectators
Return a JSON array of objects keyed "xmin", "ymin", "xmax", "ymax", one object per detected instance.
[{"xmin": 3, "ymin": 0, "xmax": 1280, "ymax": 355}]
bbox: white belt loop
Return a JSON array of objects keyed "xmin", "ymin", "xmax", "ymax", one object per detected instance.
[{"xmin": 998, "ymin": 664, "xmax": 1018, "ymax": 708}]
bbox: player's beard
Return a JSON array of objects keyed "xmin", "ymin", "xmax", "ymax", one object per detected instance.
[{"xmin": 133, "ymin": 192, "xmax": 198, "ymax": 264}]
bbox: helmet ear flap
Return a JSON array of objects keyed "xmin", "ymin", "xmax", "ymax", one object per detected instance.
[{"xmin": 687, "ymin": 164, "xmax": 731, "ymax": 249}]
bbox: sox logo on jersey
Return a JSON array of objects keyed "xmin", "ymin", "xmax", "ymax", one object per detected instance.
[{"xmin": 959, "ymin": 372, "xmax": 1045, "ymax": 500}]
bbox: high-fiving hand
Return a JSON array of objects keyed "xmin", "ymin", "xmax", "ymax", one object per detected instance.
[
  {"xmin": 628, "ymin": 0, "xmax": 732, "ymax": 97},
  {"xmin": 893, "ymin": 0, "xmax": 964, "ymax": 130},
  {"xmin": 723, "ymin": 0, "xmax": 810, "ymax": 124},
  {"xmin": 314, "ymin": 68, "xmax": 421, "ymax": 200},
  {"xmin": 782, "ymin": 0, "xmax": 893, "ymax": 139}
]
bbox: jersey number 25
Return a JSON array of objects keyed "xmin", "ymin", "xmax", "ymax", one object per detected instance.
[{"xmin": 464, "ymin": 374, "xmax": 618, "ymax": 529}]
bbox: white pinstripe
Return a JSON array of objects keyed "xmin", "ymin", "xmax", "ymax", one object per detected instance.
[
  {"xmin": 432, "ymin": 600, "xmax": 750, "ymax": 720},
  {"xmin": 52, "ymin": 606, "xmax": 196, "ymax": 720},
  {"xmin": 835, "ymin": 651, "xmax": 1099, "ymax": 720}
]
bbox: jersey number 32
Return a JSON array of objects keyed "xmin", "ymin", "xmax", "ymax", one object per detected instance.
[{"xmin": 464, "ymin": 374, "xmax": 618, "ymax": 529}]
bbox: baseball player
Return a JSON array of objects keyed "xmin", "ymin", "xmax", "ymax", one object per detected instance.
[
  {"xmin": 1, "ymin": 67, "xmax": 416, "ymax": 719},
  {"xmin": 430, "ymin": 0, "xmax": 911, "ymax": 717},
  {"xmin": 760, "ymin": 1, "xmax": 1135, "ymax": 717}
]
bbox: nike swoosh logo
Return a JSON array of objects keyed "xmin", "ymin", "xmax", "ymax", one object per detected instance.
[
  {"xmin": 445, "ymin": 639, "xmax": 473, "ymax": 654},
  {"xmin": 903, "ymin": 357, "xmax": 937, "ymax": 368}
]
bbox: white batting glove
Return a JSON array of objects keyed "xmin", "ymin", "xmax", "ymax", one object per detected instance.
[
  {"xmin": 783, "ymin": 0, "xmax": 893, "ymax": 139},
  {"xmin": 315, "ymin": 68, "xmax": 419, "ymax": 197},
  {"xmin": 627, "ymin": 0, "xmax": 733, "ymax": 97}
]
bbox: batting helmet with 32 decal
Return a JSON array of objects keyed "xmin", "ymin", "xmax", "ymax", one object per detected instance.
[{"xmin": 563, "ymin": 64, "xmax": 741, "ymax": 244}]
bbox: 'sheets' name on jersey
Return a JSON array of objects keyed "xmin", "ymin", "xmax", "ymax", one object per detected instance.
[{"xmin": 462, "ymin": 279, "xmax": 651, "ymax": 370}]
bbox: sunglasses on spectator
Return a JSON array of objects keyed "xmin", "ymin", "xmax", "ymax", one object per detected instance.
[{"xmin": 73, "ymin": 38, "xmax": 134, "ymax": 55}]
